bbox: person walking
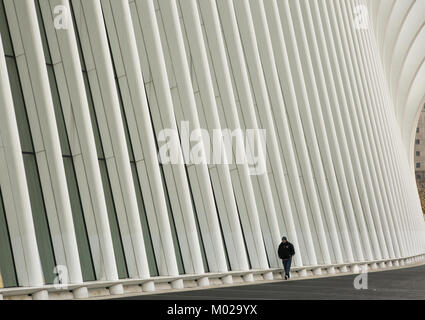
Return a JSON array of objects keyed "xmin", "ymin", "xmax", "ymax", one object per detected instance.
[{"xmin": 278, "ymin": 236, "xmax": 295, "ymax": 280}]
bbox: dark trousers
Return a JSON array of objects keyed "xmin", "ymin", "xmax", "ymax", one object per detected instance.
[{"xmin": 282, "ymin": 258, "xmax": 292, "ymax": 277}]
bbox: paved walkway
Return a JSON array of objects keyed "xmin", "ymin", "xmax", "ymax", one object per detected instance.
[{"xmin": 116, "ymin": 264, "xmax": 425, "ymax": 300}]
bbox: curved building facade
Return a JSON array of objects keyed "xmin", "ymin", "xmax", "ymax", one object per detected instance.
[{"xmin": 0, "ymin": 0, "xmax": 424, "ymax": 299}]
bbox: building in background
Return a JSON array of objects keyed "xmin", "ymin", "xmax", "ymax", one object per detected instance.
[
  {"xmin": 0, "ymin": 0, "xmax": 425, "ymax": 300},
  {"xmin": 415, "ymin": 104, "xmax": 425, "ymax": 214}
]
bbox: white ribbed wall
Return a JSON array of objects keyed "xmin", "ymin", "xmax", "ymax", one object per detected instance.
[{"xmin": 0, "ymin": 0, "xmax": 424, "ymax": 299}]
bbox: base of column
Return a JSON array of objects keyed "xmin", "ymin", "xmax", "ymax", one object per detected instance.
[
  {"xmin": 298, "ymin": 269, "xmax": 308, "ymax": 277},
  {"xmin": 73, "ymin": 287, "xmax": 88, "ymax": 299},
  {"xmin": 171, "ymin": 279, "xmax": 184, "ymax": 289},
  {"xmin": 221, "ymin": 275, "xmax": 233, "ymax": 285},
  {"xmin": 243, "ymin": 273, "xmax": 254, "ymax": 282},
  {"xmin": 327, "ymin": 267, "xmax": 336, "ymax": 275},
  {"xmin": 339, "ymin": 266, "xmax": 348, "ymax": 273},
  {"xmin": 370, "ymin": 263, "xmax": 378, "ymax": 270},
  {"xmin": 313, "ymin": 268, "xmax": 322, "ymax": 276},
  {"xmin": 142, "ymin": 281, "xmax": 155, "ymax": 292},
  {"xmin": 263, "ymin": 271, "xmax": 274, "ymax": 280},
  {"xmin": 351, "ymin": 264, "xmax": 360, "ymax": 273},
  {"xmin": 109, "ymin": 284, "xmax": 124, "ymax": 295},
  {"xmin": 197, "ymin": 277, "xmax": 209, "ymax": 287},
  {"xmin": 32, "ymin": 290, "xmax": 49, "ymax": 300}
]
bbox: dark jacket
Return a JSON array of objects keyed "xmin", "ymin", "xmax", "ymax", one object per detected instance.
[{"xmin": 278, "ymin": 242, "xmax": 295, "ymax": 260}]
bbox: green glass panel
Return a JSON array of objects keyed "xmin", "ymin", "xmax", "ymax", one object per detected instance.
[
  {"xmin": 63, "ymin": 157, "xmax": 96, "ymax": 281},
  {"xmin": 0, "ymin": 190, "xmax": 18, "ymax": 288},
  {"xmin": 210, "ymin": 183, "xmax": 231, "ymax": 270},
  {"xmin": 116, "ymin": 79, "xmax": 135, "ymax": 162},
  {"xmin": 47, "ymin": 66, "xmax": 72, "ymax": 156},
  {"xmin": 0, "ymin": 0, "xmax": 13, "ymax": 56},
  {"xmin": 187, "ymin": 180, "xmax": 209, "ymax": 273},
  {"xmin": 115, "ymin": 71, "xmax": 157, "ymax": 275},
  {"xmin": 114, "ymin": 59, "xmax": 157, "ymax": 275},
  {"xmin": 130, "ymin": 163, "xmax": 158, "ymax": 276},
  {"xmin": 69, "ymin": 1, "xmax": 86, "ymax": 72},
  {"xmin": 23, "ymin": 154, "xmax": 56, "ymax": 284},
  {"xmin": 235, "ymin": 198, "xmax": 252, "ymax": 270},
  {"xmin": 83, "ymin": 73, "xmax": 104, "ymax": 158},
  {"xmin": 159, "ymin": 165, "xmax": 185, "ymax": 275},
  {"xmin": 98, "ymin": 160, "xmax": 128, "ymax": 279},
  {"xmin": 5, "ymin": 57, "xmax": 34, "ymax": 153},
  {"xmin": 142, "ymin": 86, "xmax": 186, "ymax": 274},
  {"xmin": 34, "ymin": 0, "xmax": 52, "ymax": 64},
  {"xmin": 35, "ymin": 2, "xmax": 99, "ymax": 281}
]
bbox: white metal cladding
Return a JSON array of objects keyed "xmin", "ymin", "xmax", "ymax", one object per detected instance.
[{"xmin": 0, "ymin": 0, "xmax": 424, "ymax": 295}]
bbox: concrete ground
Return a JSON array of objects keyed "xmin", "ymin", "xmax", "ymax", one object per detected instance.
[{"xmin": 114, "ymin": 264, "xmax": 425, "ymax": 300}]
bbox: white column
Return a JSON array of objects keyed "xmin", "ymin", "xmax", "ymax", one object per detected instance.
[
  {"xmin": 266, "ymin": 0, "xmax": 336, "ymax": 265},
  {"xmin": 178, "ymin": 0, "xmax": 269, "ymax": 270},
  {"xmin": 261, "ymin": 0, "xmax": 326, "ymax": 267},
  {"xmin": 251, "ymin": 2, "xmax": 346, "ymax": 264},
  {"xmin": 50, "ymin": 0, "xmax": 119, "ymax": 282},
  {"xmin": 336, "ymin": 0, "xmax": 396, "ymax": 259},
  {"xmin": 205, "ymin": 0, "xmax": 303, "ymax": 267},
  {"xmin": 281, "ymin": 1, "xmax": 353, "ymax": 262},
  {"xmin": 287, "ymin": 0, "xmax": 356, "ymax": 264},
  {"xmin": 189, "ymin": 0, "xmax": 281, "ymax": 267},
  {"xmin": 305, "ymin": 0, "xmax": 367, "ymax": 262},
  {"xmin": 157, "ymin": 0, "xmax": 237, "ymax": 273},
  {"xmin": 338, "ymin": 0, "xmax": 396, "ymax": 260},
  {"xmin": 108, "ymin": 0, "xmax": 179, "ymax": 277},
  {"xmin": 344, "ymin": 0, "xmax": 406, "ymax": 259},
  {"xmin": 0, "ymin": 33, "xmax": 44, "ymax": 287},
  {"xmin": 159, "ymin": 0, "xmax": 249, "ymax": 272},
  {"xmin": 316, "ymin": 0, "xmax": 375, "ymax": 261},
  {"xmin": 135, "ymin": 0, "xmax": 205, "ymax": 275},
  {"xmin": 350, "ymin": 0, "xmax": 413, "ymax": 257},
  {"xmin": 81, "ymin": 0, "xmax": 150, "ymax": 279},
  {"xmin": 14, "ymin": 0, "xmax": 83, "ymax": 284},
  {"xmin": 325, "ymin": 0, "xmax": 383, "ymax": 260},
  {"xmin": 363, "ymin": 0, "xmax": 418, "ymax": 257},
  {"xmin": 298, "ymin": 0, "xmax": 367, "ymax": 262}
]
